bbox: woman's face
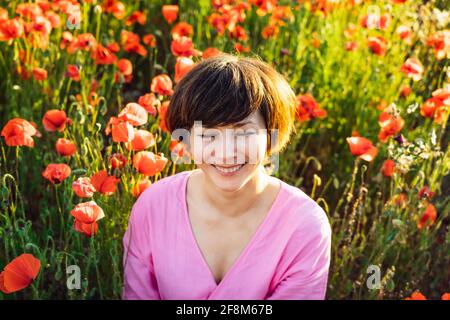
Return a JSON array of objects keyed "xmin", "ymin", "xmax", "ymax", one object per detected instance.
[{"xmin": 188, "ymin": 111, "xmax": 268, "ymax": 192}]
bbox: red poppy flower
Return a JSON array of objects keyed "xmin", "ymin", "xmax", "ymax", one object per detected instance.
[
  {"xmin": 127, "ymin": 129, "xmax": 156, "ymax": 151},
  {"xmin": 400, "ymin": 58, "xmax": 424, "ymax": 81},
  {"xmin": 143, "ymin": 34, "xmax": 157, "ymax": 47},
  {"xmin": 202, "ymin": 47, "xmax": 222, "ymax": 59},
  {"xmin": 396, "ymin": 25, "xmax": 413, "ymax": 45},
  {"xmin": 132, "ymin": 178, "xmax": 152, "ymax": 198},
  {"xmin": 234, "ymin": 43, "xmax": 251, "ymax": 53},
  {"xmin": 91, "ymin": 170, "xmax": 120, "ymax": 196},
  {"xmin": 432, "ymin": 88, "xmax": 450, "ymax": 105},
  {"xmin": 133, "ymin": 151, "xmax": 168, "ymax": 176},
  {"xmin": 261, "ymin": 24, "xmax": 279, "ymax": 39},
  {"xmin": 346, "ymin": 136, "xmax": 378, "ymax": 162},
  {"xmin": 71, "ymin": 201, "xmax": 104, "ymax": 237},
  {"xmin": 72, "ymin": 177, "xmax": 96, "ymax": 198},
  {"xmin": 138, "ymin": 93, "xmax": 160, "ymax": 115},
  {"xmin": 405, "ymin": 291, "xmax": 427, "ymax": 300},
  {"xmin": 368, "ymin": 36, "xmax": 388, "ymax": 56},
  {"xmin": 420, "ymin": 97, "xmax": 448, "ymax": 124},
  {"xmin": 118, "ymin": 103, "xmax": 148, "ymax": 126},
  {"xmin": 381, "ymin": 159, "xmax": 395, "ymax": 177},
  {"xmin": 162, "ymin": 5, "xmax": 179, "ymax": 24},
  {"xmin": 65, "ymin": 64, "xmax": 80, "ymax": 81},
  {"xmin": 42, "ymin": 163, "xmax": 71, "ymax": 184},
  {"xmin": 417, "ymin": 203, "xmax": 437, "ymax": 229},
  {"xmin": 60, "ymin": 31, "xmax": 73, "ymax": 50},
  {"xmin": 117, "ymin": 58, "xmax": 133, "ymax": 76},
  {"xmin": 295, "ymin": 94, "xmax": 327, "ymax": 122},
  {"xmin": 0, "ymin": 253, "xmax": 40, "ymax": 294},
  {"xmin": 172, "ymin": 22, "xmax": 194, "ymax": 39},
  {"xmin": 55, "ymin": 138, "xmax": 77, "ymax": 157},
  {"xmin": 158, "ymin": 101, "xmax": 170, "ymax": 132},
  {"xmin": 1, "ymin": 118, "xmax": 41, "ymax": 147},
  {"xmin": 378, "ymin": 112, "xmax": 404, "ymax": 143},
  {"xmin": 426, "ymin": 30, "xmax": 450, "ymax": 60},
  {"xmin": 360, "ymin": 13, "xmax": 391, "ymax": 30},
  {"xmin": 400, "ymin": 86, "xmax": 412, "ymax": 98},
  {"xmin": 171, "ymin": 36, "xmax": 199, "ymax": 57},
  {"xmin": 109, "ymin": 153, "xmax": 128, "ymax": 170},
  {"xmin": 45, "ymin": 11, "xmax": 61, "ymax": 29},
  {"xmin": 105, "ymin": 116, "xmax": 135, "ymax": 143},
  {"xmin": 103, "ymin": 0, "xmax": 126, "ymax": 20},
  {"xmin": 67, "ymin": 33, "xmax": 96, "ymax": 53},
  {"xmin": 91, "ymin": 44, "xmax": 117, "ymax": 65},
  {"xmin": 42, "ymin": 109, "xmax": 70, "ymax": 132},
  {"xmin": 175, "ymin": 57, "xmax": 195, "ymax": 83},
  {"xmin": 126, "ymin": 10, "xmax": 146, "ymax": 26},
  {"xmin": 229, "ymin": 25, "xmax": 248, "ymax": 42},
  {"xmin": 0, "ymin": 18, "xmax": 24, "ymax": 44},
  {"xmin": 73, "ymin": 219, "xmax": 98, "ymax": 237},
  {"xmin": 32, "ymin": 67, "xmax": 48, "ymax": 81},
  {"xmin": 31, "ymin": 15, "xmax": 52, "ymax": 37},
  {"xmin": 150, "ymin": 74, "xmax": 174, "ymax": 96},
  {"xmin": 115, "ymin": 59, "xmax": 133, "ymax": 83},
  {"xmin": 70, "ymin": 200, "xmax": 105, "ymax": 224},
  {"xmin": 418, "ymin": 185, "xmax": 435, "ymax": 200},
  {"xmin": 119, "ymin": 30, "xmax": 147, "ymax": 57}
]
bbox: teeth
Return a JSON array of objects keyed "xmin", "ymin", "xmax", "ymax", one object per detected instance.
[{"xmin": 214, "ymin": 164, "xmax": 244, "ymax": 173}]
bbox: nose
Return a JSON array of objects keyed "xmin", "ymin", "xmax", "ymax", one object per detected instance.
[{"xmin": 214, "ymin": 131, "xmax": 237, "ymax": 165}]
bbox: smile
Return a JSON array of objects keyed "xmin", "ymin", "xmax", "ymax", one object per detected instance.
[{"xmin": 212, "ymin": 163, "xmax": 246, "ymax": 175}]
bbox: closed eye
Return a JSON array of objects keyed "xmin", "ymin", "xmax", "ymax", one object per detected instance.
[
  {"xmin": 197, "ymin": 134, "xmax": 216, "ymax": 140},
  {"xmin": 236, "ymin": 131, "xmax": 257, "ymax": 136}
]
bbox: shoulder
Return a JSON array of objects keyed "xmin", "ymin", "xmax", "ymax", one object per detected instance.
[
  {"xmin": 137, "ymin": 170, "xmax": 189, "ymax": 206},
  {"xmin": 275, "ymin": 177, "xmax": 331, "ymax": 241},
  {"xmin": 128, "ymin": 170, "xmax": 190, "ymax": 223}
]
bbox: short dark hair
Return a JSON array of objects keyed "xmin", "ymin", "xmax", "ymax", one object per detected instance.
[{"xmin": 165, "ymin": 53, "xmax": 297, "ymax": 155}]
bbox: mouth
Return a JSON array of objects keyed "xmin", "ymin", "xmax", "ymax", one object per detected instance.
[{"xmin": 211, "ymin": 163, "xmax": 246, "ymax": 176}]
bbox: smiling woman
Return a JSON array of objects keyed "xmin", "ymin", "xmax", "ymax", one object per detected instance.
[{"xmin": 122, "ymin": 53, "xmax": 332, "ymax": 300}]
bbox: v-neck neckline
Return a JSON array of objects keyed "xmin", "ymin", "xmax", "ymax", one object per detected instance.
[{"xmin": 181, "ymin": 170, "xmax": 285, "ymax": 290}]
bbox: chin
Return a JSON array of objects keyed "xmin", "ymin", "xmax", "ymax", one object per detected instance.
[{"xmin": 201, "ymin": 162, "xmax": 256, "ymax": 192}]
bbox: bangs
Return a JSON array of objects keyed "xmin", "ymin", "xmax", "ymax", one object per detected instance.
[{"xmin": 189, "ymin": 65, "xmax": 259, "ymax": 129}]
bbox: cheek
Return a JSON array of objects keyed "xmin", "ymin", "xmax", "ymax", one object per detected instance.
[
  {"xmin": 191, "ymin": 142, "xmax": 206, "ymax": 163},
  {"xmin": 241, "ymin": 134, "xmax": 267, "ymax": 165},
  {"xmin": 188, "ymin": 135, "xmax": 201, "ymax": 163},
  {"xmin": 189, "ymin": 139, "xmax": 217, "ymax": 164}
]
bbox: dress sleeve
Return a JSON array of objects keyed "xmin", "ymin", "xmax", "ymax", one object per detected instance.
[
  {"xmin": 122, "ymin": 194, "xmax": 161, "ymax": 300},
  {"xmin": 266, "ymin": 208, "xmax": 332, "ymax": 300}
]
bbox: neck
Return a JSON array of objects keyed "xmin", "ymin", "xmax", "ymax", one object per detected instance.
[{"xmin": 201, "ymin": 166, "xmax": 270, "ymax": 218}]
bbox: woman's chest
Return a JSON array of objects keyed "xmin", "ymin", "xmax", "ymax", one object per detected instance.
[
  {"xmin": 189, "ymin": 210, "xmax": 261, "ymax": 284},
  {"xmin": 150, "ymin": 208, "xmax": 286, "ymax": 300}
]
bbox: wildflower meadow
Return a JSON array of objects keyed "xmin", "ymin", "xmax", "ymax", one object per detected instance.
[{"xmin": 0, "ymin": 0, "xmax": 449, "ymax": 300}]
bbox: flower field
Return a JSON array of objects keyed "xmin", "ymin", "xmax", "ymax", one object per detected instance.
[{"xmin": 0, "ymin": 0, "xmax": 449, "ymax": 300}]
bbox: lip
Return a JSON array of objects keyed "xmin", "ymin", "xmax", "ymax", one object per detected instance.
[{"xmin": 211, "ymin": 163, "xmax": 246, "ymax": 177}]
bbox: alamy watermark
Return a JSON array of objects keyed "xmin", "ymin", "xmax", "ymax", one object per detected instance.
[
  {"xmin": 170, "ymin": 121, "xmax": 280, "ymax": 174},
  {"xmin": 366, "ymin": 265, "xmax": 381, "ymax": 290},
  {"xmin": 66, "ymin": 265, "xmax": 81, "ymax": 290}
]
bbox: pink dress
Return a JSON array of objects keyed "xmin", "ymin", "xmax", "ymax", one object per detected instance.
[{"xmin": 122, "ymin": 170, "xmax": 331, "ymax": 300}]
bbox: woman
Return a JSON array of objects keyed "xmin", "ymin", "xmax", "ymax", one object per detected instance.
[{"xmin": 122, "ymin": 53, "xmax": 331, "ymax": 300}]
